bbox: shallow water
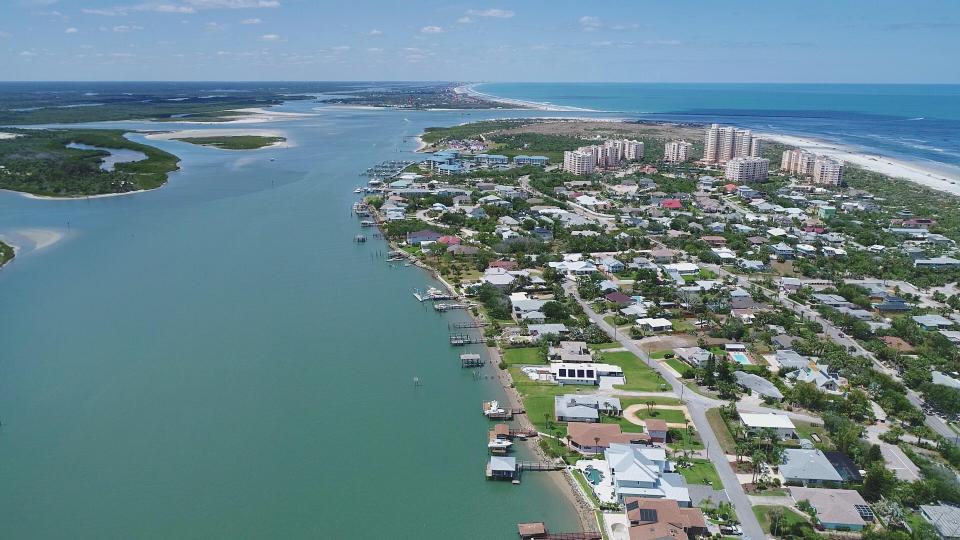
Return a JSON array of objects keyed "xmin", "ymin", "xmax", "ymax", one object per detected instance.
[{"xmin": 66, "ymin": 142, "xmax": 148, "ymax": 171}]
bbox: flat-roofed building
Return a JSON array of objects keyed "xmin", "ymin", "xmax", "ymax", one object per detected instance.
[
  {"xmin": 563, "ymin": 149, "xmax": 596, "ymax": 175},
  {"xmin": 664, "ymin": 140, "xmax": 693, "ymax": 163},
  {"xmin": 813, "ymin": 157, "xmax": 844, "ymax": 185},
  {"xmin": 725, "ymin": 156, "xmax": 769, "ymax": 182},
  {"xmin": 740, "ymin": 412, "xmax": 796, "ymax": 439}
]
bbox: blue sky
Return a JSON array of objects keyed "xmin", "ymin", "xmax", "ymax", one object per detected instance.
[{"xmin": 1, "ymin": 0, "xmax": 958, "ymax": 82}]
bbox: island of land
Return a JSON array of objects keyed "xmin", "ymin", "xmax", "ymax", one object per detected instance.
[
  {"xmin": 0, "ymin": 240, "xmax": 14, "ymax": 268},
  {"xmin": 319, "ymin": 82, "xmax": 529, "ymax": 110},
  {"xmin": 346, "ymin": 114, "xmax": 960, "ymax": 539},
  {"xmin": 171, "ymin": 135, "xmax": 286, "ymax": 150},
  {"xmin": 0, "ymin": 128, "xmax": 179, "ymax": 197}
]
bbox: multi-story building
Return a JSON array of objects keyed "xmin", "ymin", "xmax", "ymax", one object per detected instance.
[
  {"xmin": 621, "ymin": 139, "xmax": 644, "ymax": 160},
  {"xmin": 664, "ymin": 140, "xmax": 693, "ymax": 163},
  {"xmin": 750, "ymin": 138, "xmax": 763, "ymax": 157},
  {"xmin": 812, "ymin": 157, "xmax": 844, "ymax": 185},
  {"xmin": 563, "ymin": 149, "xmax": 596, "ymax": 175},
  {"xmin": 781, "ymin": 149, "xmax": 816, "ymax": 175},
  {"xmin": 703, "ymin": 124, "xmax": 752, "ymax": 164},
  {"xmin": 725, "ymin": 156, "xmax": 769, "ymax": 182}
]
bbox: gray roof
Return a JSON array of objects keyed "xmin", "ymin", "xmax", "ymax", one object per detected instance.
[
  {"xmin": 780, "ymin": 449, "xmax": 843, "ymax": 482},
  {"xmin": 734, "ymin": 371, "xmax": 784, "ymax": 399},
  {"xmin": 913, "ymin": 314, "xmax": 953, "ymax": 328},
  {"xmin": 489, "ymin": 456, "xmax": 516, "ymax": 472},
  {"xmin": 921, "ymin": 504, "xmax": 960, "ymax": 537},
  {"xmin": 555, "ymin": 395, "xmax": 622, "ymax": 420},
  {"xmin": 776, "ymin": 349, "xmax": 811, "ymax": 371}
]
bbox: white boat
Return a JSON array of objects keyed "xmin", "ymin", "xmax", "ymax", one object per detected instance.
[
  {"xmin": 353, "ymin": 187, "xmax": 363, "ymax": 193},
  {"xmin": 488, "ymin": 439, "xmax": 513, "ymax": 450},
  {"xmin": 483, "ymin": 400, "xmax": 505, "ymax": 417}
]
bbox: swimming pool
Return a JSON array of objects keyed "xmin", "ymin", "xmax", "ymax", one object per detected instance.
[
  {"xmin": 729, "ymin": 351, "xmax": 752, "ymax": 365},
  {"xmin": 584, "ymin": 467, "xmax": 603, "ymax": 485}
]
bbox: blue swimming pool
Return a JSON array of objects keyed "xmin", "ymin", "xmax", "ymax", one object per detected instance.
[
  {"xmin": 584, "ymin": 467, "xmax": 603, "ymax": 485},
  {"xmin": 729, "ymin": 352, "xmax": 752, "ymax": 365}
]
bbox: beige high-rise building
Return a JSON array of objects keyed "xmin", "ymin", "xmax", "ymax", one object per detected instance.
[
  {"xmin": 718, "ymin": 126, "xmax": 737, "ymax": 163},
  {"xmin": 703, "ymin": 124, "xmax": 721, "ymax": 164},
  {"xmin": 725, "ymin": 156, "xmax": 769, "ymax": 182},
  {"xmin": 781, "ymin": 149, "xmax": 817, "ymax": 175},
  {"xmin": 664, "ymin": 140, "xmax": 693, "ymax": 163},
  {"xmin": 622, "ymin": 139, "xmax": 644, "ymax": 160},
  {"xmin": 812, "ymin": 157, "xmax": 844, "ymax": 185},
  {"xmin": 750, "ymin": 138, "xmax": 763, "ymax": 157},
  {"xmin": 733, "ymin": 129, "xmax": 753, "ymax": 158},
  {"xmin": 563, "ymin": 149, "xmax": 596, "ymax": 175}
]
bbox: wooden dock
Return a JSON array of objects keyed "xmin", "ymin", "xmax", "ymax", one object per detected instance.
[
  {"xmin": 460, "ymin": 353, "xmax": 484, "ymax": 368},
  {"xmin": 518, "ymin": 523, "xmax": 602, "ymax": 540},
  {"xmin": 450, "ymin": 333, "xmax": 484, "ymax": 346},
  {"xmin": 435, "ymin": 303, "xmax": 469, "ymax": 312},
  {"xmin": 450, "ymin": 321, "xmax": 487, "ymax": 329}
]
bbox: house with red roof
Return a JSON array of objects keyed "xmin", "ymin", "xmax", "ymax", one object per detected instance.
[
  {"xmin": 660, "ymin": 199, "xmax": 682, "ymax": 210},
  {"xmin": 437, "ymin": 235, "xmax": 461, "ymax": 245}
]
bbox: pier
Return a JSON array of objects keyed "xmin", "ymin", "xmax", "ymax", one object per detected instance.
[
  {"xmin": 450, "ymin": 333, "xmax": 484, "ymax": 346},
  {"xmin": 482, "ymin": 401, "xmax": 524, "ymax": 420},
  {"xmin": 460, "ymin": 353, "xmax": 484, "ymax": 368},
  {"xmin": 449, "ymin": 321, "xmax": 486, "ymax": 329},
  {"xmin": 435, "ymin": 303, "xmax": 470, "ymax": 312},
  {"xmin": 517, "ymin": 523, "xmax": 602, "ymax": 540}
]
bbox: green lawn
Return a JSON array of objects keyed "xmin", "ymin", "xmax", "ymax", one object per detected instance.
[
  {"xmin": 601, "ymin": 351, "xmax": 669, "ymax": 392},
  {"xmin": 589, "ymin": 342, "xmax": 622, "ymax": 350},
  {"xmin": 671, "ymin": 319, "xmax": 695, "ymax": 332},
  {"xmin": 630, "ymin": 408, "xmax": 688, "ymax": 424},
  {"xmin": 502, "ymin": 347, "xmax": 545, "ymax": 366},
  {"xmin": 753, "ymin": 506, "xmax": 813, "ymax": 536},
  {"xmin": 572, "ymin": 469, "xmax": 601, "ymax": 507},
  {"xmin": 600, "ymin": 414, "xmax": 646, "ymax": 433},
  {"xmin": 706, "ymin": 408, "xmax": 737, "ymax": 455},
  {"xmin": 668, "ymin": 427, "xmax": 705, "ymax": 451},
  {"xmin": 678, "ymin": 459, "xmax": 721, "ymax": 487},
  {"xmin": 793, "ymin": 421, "xmax": 832, "ymax": 448},
  {"xmin": 664, "ymin": 358, "xmax": 693, "ymax": 376},
  {"xmin": 649, "ymin": 350, "xmax": 671, "ymax": 360}
]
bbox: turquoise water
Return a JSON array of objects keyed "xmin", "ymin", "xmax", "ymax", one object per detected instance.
[
  {"xmin": 65, "ymin": 142, "xmax": 148, "ymax": 171},
  {"xmin": 0, "ymin": 103, "xmax": 578, "ymax": 539},
  {"xmin": 477, "ymin": 83, "xmax": 960, "ymax": 175},
  {"xmin": 585, "ymin": 467, "xmax": 602, "ymax": 485},
  {"xmin": 729, "ymin": 352, "xmax": 752, "ymax": 365}
]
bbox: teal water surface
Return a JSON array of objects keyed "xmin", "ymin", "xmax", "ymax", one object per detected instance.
[{"xmin": 0, "ymin": 103, "xmax": 578, "ymax": 539}]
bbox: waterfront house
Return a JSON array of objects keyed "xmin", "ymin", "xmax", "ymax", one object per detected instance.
[
  {"xmin": 605, "ymin": 444, "xmax": 690, "ymax": 505},
  {"xmin": 644, "ymin": 419, "xmax": 668, "ymax": 443},
  {"xmin": 482, "ymin": 267, "xmax": 516, "ymax": 290},
  {"xmin": 555, "ymin": 394, "xmax": 623, "ymax": 423},
  {"xmin": 739, "ymin": 413, "xmax": 796, "ymax": 439},
  {"xmin": 567, "ymin": 423, "xmax": 648, "ymax": 455},
  {"xmin": 548, "ymin": 341, "xmax": 592, "ymax": 363},
  {"xmin": 550, "ymin": 363, "xmax": 623, "ymax": 386},
  {"xmin": 780, "ymin": 449, "xmax": 843, "ymax": 486},
  {"xmin": 527, "ymin": 324, "xmax": 568, "ymax": 338},
  {"xmin": 406, "ymin": 229, "xmax": 443, "ymax": 245},
  {"xmin": 625, "ymin": 498, "xmax": 707, "ymax": 539},
  {"xmin": 789, "ymin": 487, "xmax": 871, "ymax": 531}
]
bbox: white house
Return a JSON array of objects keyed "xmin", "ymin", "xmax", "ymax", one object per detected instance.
[
  {"xmin": 636, "ymin": 318, "xmax": 673, "ymax": 333},
  {"xmin": 550, "ymin": 362, "xmax": 623, "ymax": 386},
  {"xmin": 739, "ymin": 412, "xmax": 796, "ymax": 439}
]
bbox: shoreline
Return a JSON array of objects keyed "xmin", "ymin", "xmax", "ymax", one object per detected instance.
[
  {"xmin": 3, "ymin": 187, "xmax": 152, "ymax": 201},
  {"xmin": 145, "ymin": 128, "xmax": 292, "ymax": 149},
  {"xmin": 370, "ymin": 205, "xmax": 595, "ymax": 533},
  {"xmin": 456, "ymin": 83, "xmax": 597, "ymax": 113}
]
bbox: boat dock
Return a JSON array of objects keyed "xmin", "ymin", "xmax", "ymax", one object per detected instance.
[
  {"xmin": 450, "ymin": 333, "xmax": 484, "ymax": 346},
  {"xmin": 436, "ymin": 303, "xmax": 470, "ymax": 312},
  {"xmin": 517, "ymin": 522, "xmax": 602, "ymax": 540},
  {"xmin": 460, "ymin": 353, "xmax": 484, "ymax": 368},
  {"xmin": 482, "ymin": 401, "xmax": 524, "ymax": 420},
  {"xmin": 449, "ymin": 320, "xmax": 486, "ymax": 329},
  {"xmin": 413, "ymin": 287, "xmax": 454, "ymax": 302}
]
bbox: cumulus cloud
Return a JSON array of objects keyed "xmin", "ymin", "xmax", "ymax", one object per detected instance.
[
  {"xmin": 82, "ymin": 0, "xmax": 279, "ymax": 16},
  {"xmin": 20, "ymin": 50, "xmax": 38, "ymax": 57},
  {"xmin": 420, "ymin": 25, "xmax": 443, "ymax": 34},
  {"xmin": 466, "ymin": 9, "xmax": 514, "ymax": 18},
  {"xmin": 65, "ymin": 27, "xmax": 79, "ymax": 33},
  {"xmin": 367, "ymin": 29, "xmax": 382, "ymax": 35}
]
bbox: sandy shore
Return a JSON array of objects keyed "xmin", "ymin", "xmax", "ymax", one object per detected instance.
[
  {"xmin": 4, "ymin": 188, "xmax": 152, "ymax": 201},
  {"xmin": 759, "ymin": 132, "xmax": 960, "ymax": 196},
  {"xmin": 456, "ymin": 84, "xmax": 596, "ymax": 112},
  {"xmin": 0, "ymin": 228, "xmax": 65, "ymax": 253},
  {"xmin": 145, "ymin": 128, "xmax": 292, "ymax": 148},
  {"xmin": 172, "ymin": 106, "xmax": 315, "ymax": 125}
]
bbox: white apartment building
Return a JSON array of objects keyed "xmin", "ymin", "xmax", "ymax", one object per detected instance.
[
  {"xmin": 725, "ymin": 156, "xmax": 769, "ymax": 182},
  {"xmin": 664, "ymin": 140, "xmax": 693, "ymax": 163},
  {"xmin": 750, "ymin": 138, "xmax": 763, "ymax": 157},
  {"xmin": 621, "ymin": 139, "xmax": 644, "ymax": 160},
  {"xmin": 812, "ymin": 157, "xmax": 844, "ymax": 185},
  {"xmin": 563, "ymin": 149, "xmax": 596, "ymax": 175},
  {"xmin": 703, "ymin": 124, "xmax": 721, "ymax": 164}
]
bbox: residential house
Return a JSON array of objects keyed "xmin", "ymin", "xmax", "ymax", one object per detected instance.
[
  {"xmin": 674, "ymin": 347, "xmax": 712, "ymax": 367},
  {"xmin": 548, "ymin": 341, "xmax": 593, "ymax": 363},
  {"xmin": 550, "ymin": 363, "xmax": 624, "ymax": 386},
  {"xmin": 740, "ymin": 413, "xmax": 796, "ymax": 439},
  {"xmin": 599, "ymin": 256, "xmax": 625, "ymax": 273},
  {"xmin": 919, "ymin": 504, "xmax": 960, "ymax": 540},
  {"xmin": 605, "ymin": 444, "xmax": 690, "ymax": 505},
  {"xmin": 913, "ymin": 314, "xmax": 954, "ymax": 331},
  {"xmin": 567, "ymin": 423, "xmax": 649, "ymax": 455},
  {"xmin": 636, "ymin": 318, "xmax": 673, "ymax": 334},
  {"xmin": 789, "ymin": 487, "xmax": 872, "ymax": 531},
  {"xmin": 734, "ymin": 371, "xmax": 784, "ymax": 401},
  {"xmin": 406, "ymin": 229, "xmax": 443, "ymax": 245},
  {"xmin": 780, "ymin": 449, "xmax": 843, "ymax": 486},
  {"xmin": 644, "ymin": 419, "xmax": 668, "ymax": 443},
  {"xmin": 625, "ymin": 498, "xmax": 708, "ymax": 540},
  {"xmin": 555, "ymin": 394, "xmax": 623, "ymax": 423}
]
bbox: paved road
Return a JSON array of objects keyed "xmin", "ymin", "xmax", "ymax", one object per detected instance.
[{"xmin": 566, "ymin": 283, "xmax": 767, "ymax": 540}]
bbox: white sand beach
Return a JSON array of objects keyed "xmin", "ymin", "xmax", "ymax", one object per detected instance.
[
  {"xmin": 0, "ymin": 228, "xmax": 65, "ymax": 253},
  {"xmin": 0, "ymin": 132, "xmax": 22, "ymax": 140},
  {"xmin": 760, "ymin": 132, "xmax": 960, "ymax": 196},
  {"xmin": 145, "ymin": 128, "xmax": 292, "ymax": 148},
  {"xmin": 173, "ymin": 106, "xmax": 315, "ymax": 125},
  {"xmin": 455, "ymin": 84, "xmax": 596, "ymax": 112},
  {"xmin": 11, "ymin": 189, "xmax": 151, "ymax": 200}
]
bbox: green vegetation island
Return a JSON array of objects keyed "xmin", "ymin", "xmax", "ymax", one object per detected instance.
[
  {"xmin": 0, "ymin": 129, "xmax": 179, "ymax": 197},
  {"xmin": 172, "ymin": 135, "xmax": 285, "ymax": 150},
  {"xmin": 0, "ymin": 240, "xmax": 14, "ymax": 269}
]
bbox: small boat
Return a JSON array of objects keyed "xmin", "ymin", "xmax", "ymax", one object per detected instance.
[
  {"xmin": 353, "ymin": 187, "xmax": 363, "ymax": 193},
  {"xmin": 488, "ymin": 439, "xmax": 513, "ymax": 451},
  {"xmin": 354, "ymin": 234, "xmax": 366, "ymax": 243},
  {"xmin": 483, "ymin": 400, "xmax": 506, "ymax": 417}
]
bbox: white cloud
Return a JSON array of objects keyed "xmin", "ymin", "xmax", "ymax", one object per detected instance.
[
  {"xmin": 83, "ymin": 5, "xmax": 195, "ymax": 16},
  {"xmin": 259, "ymin": 33, "xmax": 281, "ymax": 41},
  {"xmin": 20, "ymin": 50, "xmax": 38, "ymax": 57},
  {"xmin": 113, "ymin": 24, "xmax": 144, "ymax": 32},
  {"xmin": 65, "ymin": 27, "xmax": 79, "ymax": 33},
  {"xmin": 466, "ymin": 9, "xmax": 514, "ymax": 18},
  {"xmin": 367, "ymin": 29, "xmax": 382, "ymax": 35},
  {"xmin": 204, "ymin": 21, "xmax": 226, "ymax": 31},
  {"xmin": 456, "ymin": 16, "xmax": 472, "ymax": 23},
  {"xmin": 529, "ymin": 44, "xmax": 548, "ymax": 51},
  {"xmin": 82, "ymin": 1, "xmax": 279, "ymax": 17},
  {"xmin": 420, "ymin": 25, "xmax": 443, "ymax": 34},
  {"xmin": 185, "ymin": 0, "xmax": 279, "ymax": 7},
  {"xmin": 366, "ymin": 47, "xmax": 383, "ymax": 52},
  {"xmin": 331, "ymin": 45, "xmax": 350, "ymax": 51},
  {"xmin": 241, "ymin": 17, "xmax": 261, "ymax": 24},
  {"xmin": 579, "ymin": 16, "xmax": 602, "ymax": 31}
]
